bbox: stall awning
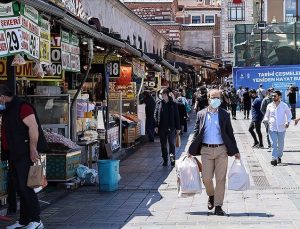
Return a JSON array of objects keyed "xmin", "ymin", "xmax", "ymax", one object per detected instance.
[
  {"xmin": 145, "ymin": 53, "xmax": 179, "ymax": 74},
  {"xmin": 20, "ymin": 0, "xmax": 164, "ymax": 72}
]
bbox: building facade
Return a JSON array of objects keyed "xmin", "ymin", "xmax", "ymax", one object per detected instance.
[
  {"xmin": 82, "ymin": 0, "xmax": 168, "ymax": 55},
  {"xmin": 220, "ymin": 0, "xmax": 254, "ymax": 65}
]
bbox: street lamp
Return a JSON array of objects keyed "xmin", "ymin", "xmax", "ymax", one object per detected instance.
[{"xmin": 258, "ymin": 0, "xmax": 266, "ymax": 66}]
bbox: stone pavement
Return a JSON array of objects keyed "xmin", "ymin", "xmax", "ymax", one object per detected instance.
[{"xmin": 3, "ymin": 109, "xmax": 300, "ymax": 229}]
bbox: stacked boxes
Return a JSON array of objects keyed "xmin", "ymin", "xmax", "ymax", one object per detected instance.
[{"xmin": 123, "ymin": 127, "xmax": 136, "ymax": 144}]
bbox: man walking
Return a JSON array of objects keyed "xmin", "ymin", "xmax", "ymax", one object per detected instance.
[
  {"xmin": 257, "ymin": 83, "xmax": 266, "ymax": 99},
  {"xmin": 188, "ymin": 89, "xmax": 240, "ymax": 215},
  {"xmin": 0, "ymin": 85, "xmax": 47, "ymax": 229},
  {"xmin": 287, "ymin": 85, "xmax": 297, "ymax": 119},
  {"xmin": 249, "ymin": 90, "xmax": 264, "ymax": 148},
  {"xmin": 263, "ymin": 90, "xmax": 292, "ymax": 166},
  {"xmin": 141, "ymin": 91, "xmax": 156, "ymax": 142},
  {"xmin": 154, "ymin": 89, "xmax": 181, "ymax": 166},
  {"xmin": 260, "ymin": 87, "xmax": 274, "ymax": 148}
]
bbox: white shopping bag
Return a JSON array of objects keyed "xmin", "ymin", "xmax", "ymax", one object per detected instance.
[
  {"xmin": 228, "ymin": 159, "xmax": 250, "ymax": 191},
  {"xmin": 176, "ymin": 155, "xmax": 202, "ymax": 197}
]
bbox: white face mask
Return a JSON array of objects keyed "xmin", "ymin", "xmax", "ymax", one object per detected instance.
[{"xmin": 210, "ymin": 98, "xmax": 221, "ymax": 109}]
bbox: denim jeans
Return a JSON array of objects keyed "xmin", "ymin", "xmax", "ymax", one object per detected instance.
[
  {"xmin": 290, "ymin": 103, "xmax": 296, "ymax": 119},
  {"xmin": 269, "ymin": 130, "xmax": 286, "ymax": 160}
]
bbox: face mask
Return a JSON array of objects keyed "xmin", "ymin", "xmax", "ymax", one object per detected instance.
[
  {"xmin": 0, "ymin": 104, "xmax": 6, "ymax": 111},
  {"xmin": 210, "ymin": 98, "xmax": 221, "ymax": 109}
]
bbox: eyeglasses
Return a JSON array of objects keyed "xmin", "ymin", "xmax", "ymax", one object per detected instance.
[{"xmin": 272, "ymin": 95, "xmax": 278, "ymax": 98}]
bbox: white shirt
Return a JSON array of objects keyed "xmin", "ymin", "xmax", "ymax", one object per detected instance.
[
  {"xmin": 237, "ymin": 89, "xmax": 244, "ymax": 99},
  {"xmin": 263, "ymin": 101, "xmax": 292, "ymax": 132}
]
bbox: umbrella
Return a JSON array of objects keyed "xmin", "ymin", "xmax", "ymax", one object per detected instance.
[{"xmin": 268, "ymin": 45, "xmax": 296, "ymax": 65}]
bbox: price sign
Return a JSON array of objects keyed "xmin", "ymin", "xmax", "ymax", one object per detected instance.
[
  {"xmin": 6, "ymin": 28, "xmax": 22, "ymax": 54},
  {"xmin": 50, "ymin": 34, "xmax": 63, "ymax": 78},
  {"xmin": 109, "ymin": 61, "xmax": 120, "ymax": 77},
  {"xmin": 21, "ymin": 28, "xmax": 39, "ymax": 59}
]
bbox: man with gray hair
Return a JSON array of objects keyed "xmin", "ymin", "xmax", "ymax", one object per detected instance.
[{"xmin": 188, "ymin": 89, "xmax": 240, "ymax": 216}]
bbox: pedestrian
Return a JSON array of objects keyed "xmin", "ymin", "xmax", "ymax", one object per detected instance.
[
  {"xmin": 154, "ymin": 88, "xmax": 181, "ymax": 166},
  {"xmin": 260, "ymin": 87, "xmax": 274, "ymax": 148},
  {"xmin": 220, "ymin": 88, "xmax": 229, "ymax": 110},
  {"xmin": 249, "ymin": 90, "xmax": 264, "ymax": 148},
  {"xmin": 194, "ymin": 87, "xmax": 208, "ymax": 112},
  {"xmin": 229, "ymin": 88, "xmax": 239, "ymax": 120},
  {"xmin": 141, "ymin": 91, "xmax": 156, "ymax": 142},
  {"xmin": 263, "ymin": 90, "xmax": 292, "ymax": 166},
  {"xmin": 177, "ymin": 97, "xmax": 188, "ymax": 133},
  {"xmin": 257, "ymin": 83, "xmax": 266, "ymax": 99},
  {"xmin": 188, "ymin": 89, "xmax": 240, "ymax": 216},
  {"xmin": 242, "ymin": 87, "xmax": 251, "ymax": 119},
  {"xmin": 287, "ymin": 84, "xmax": 297, "ymax": 119},
  {"xmin": 0, "ymin": 85, "xmax": 47, "ymax": 229},
  {"xmin": 236, "ymin": 86, "xmax": 244, "ymax": 111}
]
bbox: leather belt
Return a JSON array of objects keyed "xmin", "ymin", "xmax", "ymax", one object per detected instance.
[{"xmin": 202, "ymin": 143, "xmax": 224, "ymax": 148}]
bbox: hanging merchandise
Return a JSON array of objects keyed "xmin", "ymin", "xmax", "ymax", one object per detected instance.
[
  {"xmin": 11, "ymin": 54, "xmax": 26, "ymax": 66},
  {"xmin": 32, "ymin": 61, "xmax": 44, "ymax": 78}
]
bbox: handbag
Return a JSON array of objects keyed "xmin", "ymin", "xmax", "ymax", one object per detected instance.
[
  {"xmin": 176, "ymin": 134, "xmax": 181, "ymax": 147},
  {"xmin": 27, "ymin": 159, "xmax": 46, "ymax": 189}
]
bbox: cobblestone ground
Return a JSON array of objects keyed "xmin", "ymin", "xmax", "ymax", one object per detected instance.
[{"xmin": 2, "ymin": 110, "xmax": 300, "ymax": 229}]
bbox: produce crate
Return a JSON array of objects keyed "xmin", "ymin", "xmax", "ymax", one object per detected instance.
[
  {"xmin": 123, "ymin": 127, "xmax": 135, "ymax": 144},
  {"xmin": 46, "ymin": 150, "xmax": 81, "ymax": 181},
  {"xmin": 0, "ymin": 161, "xmax": 8, "ymax": 196},
  {"xmin": 135, "ymin": 122, "xmax": 141, "ymax": 140}
]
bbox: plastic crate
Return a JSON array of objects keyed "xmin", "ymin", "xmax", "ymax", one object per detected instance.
[
  {"xmin": 98, "ymin": 160, "xmax": 119, "ymax": 192},
  {"xmin": 46, "ymin": 150, "xmax": 81, "ymax": 181}
]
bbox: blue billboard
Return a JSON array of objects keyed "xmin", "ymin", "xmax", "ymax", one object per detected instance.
[{"xmin": 233, "ymin": 65, "xmax": 300, "ymax": 107}]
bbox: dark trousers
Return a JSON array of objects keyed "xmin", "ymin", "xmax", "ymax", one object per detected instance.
[
  {"xmin": 7, "ymin": 165, "xmax": 17, "ymax": 213},
  {"xmin": 231, "ymin": 104, "xmax": 237, "ymax": 118},
  {"xmin": 146, "ymin": 118, "xmax": 155, "ymax": 141},
  {"xmin": 263, "ymin": 122, "xmax": 271, "ymax": 147},
  {"xmin": 10, "ymin": 157, "xmax": 40, "ymax": 225},
  {"xmin": 249, "ymin": 121, "xmax": 263, "ymax": 145},
  {"xmin": 244, "ymin": 109, "xmax": 250, "ymax": 118},
  {"xmin": 290, "ymin": 103, "xmax": 296, "ymax": 119},
  {"xmin": 159, "ymin": 128, "xmax": 176, "ymax": 162}
]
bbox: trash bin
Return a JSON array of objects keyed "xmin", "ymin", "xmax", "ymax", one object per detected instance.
[{"xmin": 97, "ymin": 160, "xmax": 119, "ymax": 191}]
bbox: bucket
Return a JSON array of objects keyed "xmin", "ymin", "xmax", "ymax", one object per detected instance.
[{"xmin": 97, "ymin": 160, "xmax": 119, "ymax": 191}]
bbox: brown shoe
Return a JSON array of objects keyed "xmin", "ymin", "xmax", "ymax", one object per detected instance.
[{"xmin": 207, "ymin": 196, "xmax": 214, "ymax": 210}]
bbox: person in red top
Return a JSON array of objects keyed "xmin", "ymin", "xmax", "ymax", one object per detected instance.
[{"xmin": 0, "ymin": 85, "xmax": 47, "ymax": 229}]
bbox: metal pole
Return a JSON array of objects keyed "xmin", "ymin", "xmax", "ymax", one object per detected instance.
[
  {"xmin": 260, "ymin": 0, "xmax": 263, "ymax": 66},
  {"xmin": 119, "ymin": 92, "xmax": 122, "ymax": 150}
]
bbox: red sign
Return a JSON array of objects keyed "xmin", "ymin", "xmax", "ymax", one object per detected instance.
[{"xmin": 233, "ymin": 0, "xmax": 243, "ymax": 3}]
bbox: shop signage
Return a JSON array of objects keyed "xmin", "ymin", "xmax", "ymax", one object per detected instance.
[
  {"xmin": 108, "ymin": 61, "xmax": 120, "ymax": 78},
  {"xmin": 39, "ymin": 18, "xmax": 51, "ymax": 65},
  {"xmin": 50, "ymin": 34, "xmax": 63, "ymax": 77},
  {"xmin": 49, "ymin": 0, "xmax": 88, "ymax": 21},
  {"xmin": 92, "ymin": 53, "xmax": 120, "ymax": 77},
  {"xmin": 61, "ymin": 29, "xmax": 80, "ymax": 72},
  {"xmin": 233, "ymin": 65, "xmax": 300, "ymax": 107},
  {"xmin": 132, "ymin": 58, "xmax": 145, "ymax": 78},
  {"xmin": 20, "ymin": 3, "xmax": 40, "ymax": 60},
  {"xmin": 0, "ymin": 16, "xmax": 22, "ymax": 56},
  {"xmin": 0, "ymin": 2, "xmax": 15, "ymax": 17}
]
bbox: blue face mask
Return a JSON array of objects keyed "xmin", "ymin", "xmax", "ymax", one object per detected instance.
[
  {"xmin": 210, "ymin": 98, "xmax": 221, "ymax": 109},
  {"xmin": 0, "ymin": 104, "xmax": 6, "ymax": 111}
]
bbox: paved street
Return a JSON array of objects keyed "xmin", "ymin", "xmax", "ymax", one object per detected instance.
[{"xmin": 3, "ymin": 110, "xmax": 300, "ymax": 229}]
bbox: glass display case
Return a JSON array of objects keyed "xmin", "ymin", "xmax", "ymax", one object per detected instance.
[{"xmin": 24, "ymin": 95, "xmax": 71, "ymax": 138}]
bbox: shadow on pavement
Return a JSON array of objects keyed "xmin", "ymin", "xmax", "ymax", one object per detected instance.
[{"xmin": 228, "ymin": 212, "xmax": 274, "ymax": 217}]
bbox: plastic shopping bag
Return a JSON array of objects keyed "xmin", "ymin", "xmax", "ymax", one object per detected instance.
[
  {"xmin": 228, "ymin": 159, "xmax": 250, "ymax": 191},
  {"xmin": 176, "ymin": 155, "xmax": 202, "ymax": 197}
]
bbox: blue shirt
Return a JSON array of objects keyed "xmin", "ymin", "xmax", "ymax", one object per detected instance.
[
  {"xmin": 251, "ymin": 97, "xmax": 263, "ymax": 121},
  {"xmin": 203, "ymin": 111, "xmax": 224, "ymax": 144}
]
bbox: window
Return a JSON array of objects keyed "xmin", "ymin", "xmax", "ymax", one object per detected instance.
[
  {"xmin": 205, "ymin": 15, "xmax": 215, "ymax": 23},
  {"xmin": 192, "ymin": 16, "xmax": 201, "ymax": 24},
  {"xmin": 228, "ymin": 33, "xmax": 233, "ymax": 53},
  {"xmin": 285, "ymin": 0, "xmax": 300, "ymax": 22},
  {"xmin": 228, "ymin": 2, "xmax": 245, "ymax": 21}
]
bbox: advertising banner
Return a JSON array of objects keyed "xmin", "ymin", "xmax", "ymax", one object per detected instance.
[
  {"xmin": 39, "ymin": 18, "xmax": 51, "ymax": 65},
  {"xmin": 61, "ymin": 29, "xmax": 80, "ymax": 72},
  {"xmin": 0, "ymin": 2, "xmax": 16, "ymax": 17},
  {"xmin": 233, "ymin": 65, "xmax": 300, "ymax": 107}
]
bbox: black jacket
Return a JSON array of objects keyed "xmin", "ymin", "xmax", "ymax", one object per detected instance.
[
  {"xmin": 143, "ymin": 95, "xmax": 156, "ymax": 120},
  {"xmin": 154, "ymin": 99, "xmax": 180, "ymax": 130},
  {"xmin": 1, "ymin": 97, "xmax": 47, "ymax": 162},
  {"xmin": 188, "ymin": 108, "xmax": 239, "ymax": 156}
]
